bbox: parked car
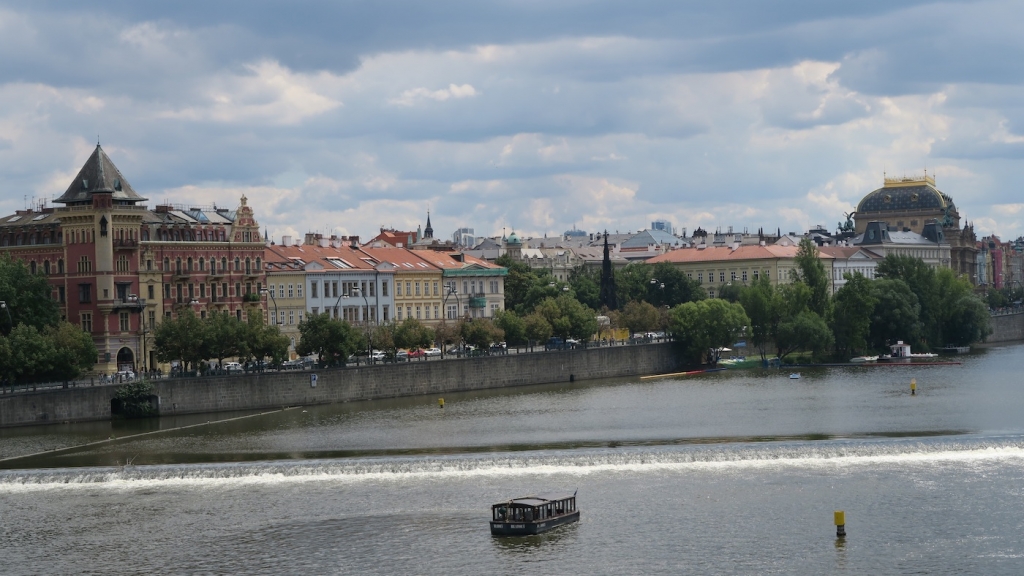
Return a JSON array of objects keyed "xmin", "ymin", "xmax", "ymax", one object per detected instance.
[
  {"xmin": 545, "ymin": 337, "xmax": 565, "ymax": 351},
  {"xmin": 115, "ymin": 370, "xmax": 135, "ymax": 381},
  {"xmin": 424, "ymin": 347, "xmax": 442, "ymax": 357},
  {"xmin": 565, "ymin": 338, "xmax": 580, "ymax": 348},
  {"xmin": 370, "ymin": 350, "xmax": 386, "ymax": 361},
  {"xmin": 408, "ymin": 348, "xmax": 426, "ymax": 358},
  {"xmin": 490, "ymin": 342, "xmax": 507, "ymax": 353},
  {"xmin": 394, "ymin": 350, "xmax": 409, "ymax": 362},
  {"xmin": 223, "ymin": 362, "xmax": 244, "ymax": 373}
]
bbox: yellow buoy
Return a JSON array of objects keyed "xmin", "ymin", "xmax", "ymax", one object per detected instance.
[
  {"xmin": 834, "ymin": 510, "xmax": 846, "ymax": 538},
  {"xmin": 438, "ymin": 397, "xmax": 445, "ymax": 408},
  {"xmin": 911, "ymin": 378, "xmax": 917, "ymax": 395}
]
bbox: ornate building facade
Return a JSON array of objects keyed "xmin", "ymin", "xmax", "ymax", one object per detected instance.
[
  {"xmin": 854, "ymin": 175, "xmax": 978, "ymax": 282},
  {"xmin": 0, "ymin": 145, "xmax": 266, "ymax": 373}
]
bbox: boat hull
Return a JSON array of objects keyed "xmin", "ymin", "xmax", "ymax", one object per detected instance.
[{"xmin": 490, "ymin": 511, "xmax": 580, "ymax": 536}]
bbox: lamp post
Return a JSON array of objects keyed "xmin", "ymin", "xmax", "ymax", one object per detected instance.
[
  {"xmin": 354, "ymin": 288, "xmax": 372, "ymax": 364},
  {"xmin": 260, "ymin": 288, "xmax": 279, "ymax": 325},
  {"xmin": 126, "ymin": 294, "xmax": 147, "ymax": 374},
  {"xmin": 0, "ymin": 300, "xmax": 11, "ymax": 335},
  {"xmin": 442, "ymin": 286, "xmax": 460, "ymax": 359},
  {"xmin": 650, "ymin": 278, "xmax": 666, "ymax": 306}
]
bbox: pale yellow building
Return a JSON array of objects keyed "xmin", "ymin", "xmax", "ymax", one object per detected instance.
[
  {"xmin": 359, "ymin": 244, "xmax": 444, "ymax": 325},
  {"xmin": 264, "ymin": 245, "xmax": 309, "ymax": 358},
  {"xmin": 646, "ymin": 244, "xmax": 833, "ymax": 297}
]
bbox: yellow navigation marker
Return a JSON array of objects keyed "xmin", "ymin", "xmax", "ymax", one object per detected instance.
[
  {"xmin": 834, "ymin": 510, "xmax": 846, "ymax": 538},
  {"xmin": 438, "ymin": 397, "xmax": 445, "ymax": 408},
  {"xmin": 911, "ymin": 378, "xmax": 917, "ymax": 395}
]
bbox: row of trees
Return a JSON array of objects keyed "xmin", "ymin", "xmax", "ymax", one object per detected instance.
[
  {"xmin": 152, "ymin": 310, "xmax": 290, "ymax": 372},
  {"xmin": 725, "ymin": 240, "xmax": 990, "ymax": 363},
  {"xmin": 0, "ymin": 256, "xmax": 97, "ymax": 384}
]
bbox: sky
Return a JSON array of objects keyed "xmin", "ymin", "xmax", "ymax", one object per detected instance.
[{"xmin": 2, "ymin": 1, "xmax": 1024, "ymax": 243}]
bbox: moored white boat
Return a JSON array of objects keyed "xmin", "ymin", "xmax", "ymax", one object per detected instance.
[{"xmin": 850, "ymin": 355, "xmax": 879, "ymax": 363}]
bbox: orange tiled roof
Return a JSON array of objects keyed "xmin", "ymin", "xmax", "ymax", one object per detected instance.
[{"xmin": 647, "ymin": 244, "xmax": 826, "ymax": 263}]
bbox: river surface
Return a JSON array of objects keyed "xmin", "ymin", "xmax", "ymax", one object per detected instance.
[{"xmin": 4, "ymin": 345, "xmax": 1024, "ymax": 574}]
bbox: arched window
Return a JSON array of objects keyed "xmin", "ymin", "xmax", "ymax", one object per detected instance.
[
  {"xmin": 44, "ymin": 260, "xmax": 51, "ymax": 275},
  {"xmin": 30, "ymin": 261, "xmax": 36, "ymax": 274},
  {"xmin": 245, "ymin": 258, "xmax": 251, "ymax": 274},
  {"xmin": 176, "ymin": 257, "xmax": 182, "ymax": 273},
  {"xmin": 221, "ymin": 257, "xmax": 227, "ymax": 272},
  {"xmin": 234, "ymin": 257, "xmax": 240, "ymax": 271},
  {"xmin": 199, "ymin": 257, "xmax": 205, "ymax": 272},
  {"xmin": 58, "ymin": 259, "xmax": 64, "ymax": 274},
  {"xmin": 163, "ymin": 257, "xmax": 170, "ymax": 271},
  {"xmin": 255, "ymin": 257, "xmax": 261, "ymax": 271},
  {"xmin": 187, "ymin": 257, "xmax": 193, "ymax": 271}
]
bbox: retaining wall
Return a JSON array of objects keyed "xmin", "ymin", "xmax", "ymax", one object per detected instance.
[
  {"xmin": 1, "ymin": 343, "xmax": 684, "ymax": 428},
  {"xmin": 988, "ymin": 312, "xmax": 1024, "ymax": 343}
]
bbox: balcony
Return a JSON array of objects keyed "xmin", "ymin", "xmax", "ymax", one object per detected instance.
[
  {"xmin": 171, "ymin": 270, "xmax": 190, "ymax": 280},
  {"xmin": 111, "ymin": 295, "xmax": 146, "ymax": 311},
  {"xmin": 113, "ymin": 238, "xmax": 137, "ymax": 249},
  {"xmin": 468, "ymin": 296, "xmax": 487, "ymax": 308}
]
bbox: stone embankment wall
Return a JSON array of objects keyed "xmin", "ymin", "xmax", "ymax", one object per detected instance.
[
  {"xmin": 1, "ymin": 343, "xmax": 684, "ymax": 428},
  {"xmin": 987, "ymin": 312, "xmax": 1024, "ymax": 343}
]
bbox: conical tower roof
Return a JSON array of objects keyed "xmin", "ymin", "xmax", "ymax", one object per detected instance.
[{"xmin": 55, "ymin": 144, "xmax": 147, "ymax": 205}]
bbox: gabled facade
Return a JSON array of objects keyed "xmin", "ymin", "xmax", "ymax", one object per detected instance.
[{"xmin": 358, "ymin": 243, "xmax": 444, "ymax": 325}]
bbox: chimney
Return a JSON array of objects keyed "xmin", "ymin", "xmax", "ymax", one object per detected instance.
[
  {"xmin": 282, "ymin": 235, "xmax": 293, "ymax": 246},
  {"xmin": 319, "ymin": 238, "xmax": 329, "ymax": 248},
  {"xmin": 304, "ymin": 232, "xmax": 316, "ymax": 245}
]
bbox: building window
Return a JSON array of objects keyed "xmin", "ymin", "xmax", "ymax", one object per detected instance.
[
  {"xmin": 77, "ymin": 256, "xmax": 92, "ymax": 273},
  {"xmin": 753, "ymin": 270, "xmax": 759, "ymax": 280},
  {"xmin": 416, "ymin": 305, "xmax": 421, "ymax": 319},
  {"xmin": 415, "ymin": 282, "xmax": 421, "ymax": 296},
  {"xmin": 398, "ymin": 307, "xmax": 403, "ymax": 320},
  {"xmin": 397, "ymin": 282, "xmax": 403, "ymax": 296},
  {"xmin": 407, "ymin": 282, "xmax": 412, "ymax": 296},
  {"xmin": 147, "ymin": 285, "xmax": 155, "ymax": 300},
  {"xmin": 697, "ymin": 272, "xmax": 703, "ymax": 284},
  {"xmin": 312, "ymin": 307, "xmax": 318, "ymax": 316},
  {"xmin": 382, "ymin": 281, "xmax": 389, "ymax": 296},
  {"xmin": 311, "ymin": 282, "xmax": 318, "ymax": 298},
  {"xmin": 119, "ymin": 312, "xmax": 130, "ymax": 332},
  {"xmin": 81, "ymin": 312, "xmax": 92, "ymax": 333},
  {"xmin": 383, "ymin": 306, "xmax": 389, "ymax": 322},
  {"xmin": 288, "ymin": 284, "xmax": 294, "ymax": 298},
  {"xmin": 434, "ymin": 305, "xmax": 439, "ymax": 319},
  {"xmin": 297, "ymin": 284, "xmax": 302, "ymax": 298},
  {"xmin": 433, "ymin": 282, "xmax": 439, "ymax": 296},
  {"xmin": 731, "ymin": 272, "xmax": 737, "ymax": 282},
  {"xmin": 78, "ymin": 284, "xmax": 92, "ymax": 303},
  {"xmin": 719, "ymin": 272, "xmax": 725, "ymax": 283},
  {"xmin": 709, "ymin": 289, "xmax": 715, "ymax": 298},
  {"xmin": 58, "ymin": 286, "xmax": 65, "ymax": 303}
]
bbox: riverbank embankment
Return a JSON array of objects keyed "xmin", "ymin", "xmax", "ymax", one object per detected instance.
[{"xmin": 0, "ymin": 343, "xmax": 684, "ymax": 428}]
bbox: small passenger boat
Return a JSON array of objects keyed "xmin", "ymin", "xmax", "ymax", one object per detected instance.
[
  {"xmin": 850, "ymin": 355, "xmax": 878, "ymax": 363},
  {"xmin": 490, "ymin": 492, "xmax": 580, "ymax": 536},
  {"xmin": 789, "ymin": 373, "xmax": 800, "ymax": 379}
]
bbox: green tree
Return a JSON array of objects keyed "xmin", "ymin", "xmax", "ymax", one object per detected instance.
[
  {"xmin": 568, "ymin": 266, "xmax": 602, "ymax": 310},
  {"xmin": 496, "ymin": 254, "xmax": 539, "ymax": 313},
  {"xmin": 493, "ymin": 309, "xmax": 526, "ymax": 345},
  {"xmin": 831, "ymin": 272, "xmax": 878, "ymax": 356},
  {"xmin": 869, "ymin": 279, "xmax": 922, "ymax": 349},
  {"xmin": 153, "ymin": 309, "xmax": 206, "ymax": 372},
  {"xmin": 877, "ymin": 254, "xmax": 938, "ymax": 347},
  {"xmin": 935, "ymin": 269, "xmax": 990, "ymax": 346},
  {"xmin": 776, "ymin": 310, "xmax": 833, "ymax": 360},
  {"xmin": 204, "ymin": 311, "xmax": 245, "ymax": 369},
  {"xmin": 523, "ymin": 312, "xmax": 553, "ymax": 350},
  {"xmin": 0, "ymin": 254, "xmax": 60, "ymax": 334},
  {"xmin": 461, "ymin": 318, "xmax": 504, "ymax": 350},
  {"xmin": 394, "ymin": 318, "xmax": 435, "ymax": 350},
  {"xmin": 46, "ymin": 321, "xmax": 98, "ymax": 381},
  {"xmin": 296, "ymin": 312, "xmax": 361, "ymax": 367},
  {"xmin": 792, "ymin": 238, "xmax": 831, "ymax": 318},
  {"xmin": 619, "ymin": 300, "xmax": 661, "ymax": 334},
  {"xmin": 669, "ymin": 299, "xmax": 749, "ymax": 365},
  {"xmin": 434, "ymin": 319, "xmax": 462, "ymax": 357},
  {"xmin": 738, "ymin": 276, "xmax": 783, "ymax": 361},
  {"xmin": 5, "ymin": 324, "xmax": 56, "ymax": 384},
  {"xmin": 245, "ymin": 314, "xmax": 290, "ymax": 367},
  {"xmin": 614, "ymin": 263, "xmax": 653, "ymax": 305},
  {"xmin": 648, "ymin": 262, "xmax": 705, "ymax": 307}
]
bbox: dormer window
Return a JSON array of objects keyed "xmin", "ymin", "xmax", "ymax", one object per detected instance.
[
  {"xmin": 81, "ymin": 179, "xmax": 89, "ymax": 189},
  {"xmin": 113, "ymin": 178, "xmax": 122, "ymax": 191}
]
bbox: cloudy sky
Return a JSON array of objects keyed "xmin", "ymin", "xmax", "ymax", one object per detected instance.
[{"xmin": 2, "ymin": 1, "xmax": 1024, "ymax": 242}]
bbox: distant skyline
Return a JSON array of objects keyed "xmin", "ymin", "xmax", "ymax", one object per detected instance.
[{"xmin": 2, "ymin": 1, "xmax": 1024, "ymax": 241}]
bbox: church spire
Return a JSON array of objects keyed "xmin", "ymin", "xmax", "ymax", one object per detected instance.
[{"xmin": 424, "ymin": 210, "xmax": 434, "ymax": 239}]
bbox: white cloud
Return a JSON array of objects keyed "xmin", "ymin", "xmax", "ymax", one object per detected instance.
[{"xmin": 389, "ymin": 83, "xmax": 478, "ymax": 106}]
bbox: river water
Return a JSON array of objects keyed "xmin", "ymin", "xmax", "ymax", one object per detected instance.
[{"xmin": 4, "ymin": 345, "xmax": 1024, "ymax": 574}]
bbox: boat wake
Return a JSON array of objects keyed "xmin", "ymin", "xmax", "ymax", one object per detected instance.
[{"xmin": 2, "ymin": 435, "xmax": 1023, "ymax": 491}]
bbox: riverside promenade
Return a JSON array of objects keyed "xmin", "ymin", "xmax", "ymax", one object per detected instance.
[{"xmin": 0, "ymin": 342, "xmax": 684, "ymax": 428}]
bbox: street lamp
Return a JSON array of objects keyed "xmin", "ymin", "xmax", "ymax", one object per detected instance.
[
  {"xmin": 0, "ymin": 300, "xmax": 11, "ymax": 334},
  {"xmin": 354, "ymin": 288, "xmax": 373, "ymax": 364},
  {"xmin": 260, "ymin": 288, "xmax": 279, "ymax": 325},
  {"xmin": 126, "ymin": 294, "xmax": 148, "ymax": 374},
  {"xmin": 650, "ymin": 278, "xmax": 666, "ymax": 305},
  {"xmin": 442, "ymin": 286, "xmax": 460, "ymax": 359}
]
